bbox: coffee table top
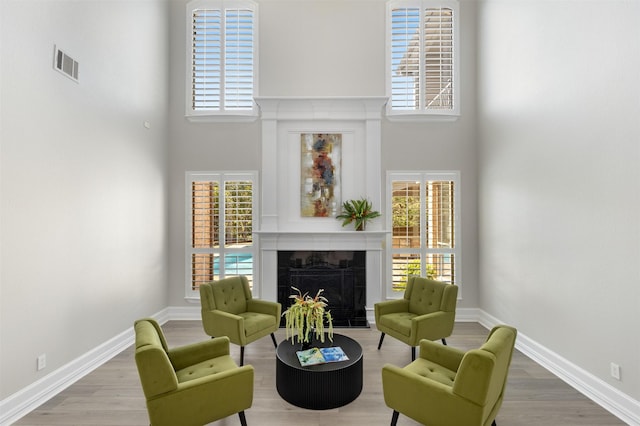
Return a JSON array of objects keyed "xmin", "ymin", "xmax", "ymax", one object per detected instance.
[{"xmin": 276, "ymin": 333, "xmax": 362, "ymax": 372}]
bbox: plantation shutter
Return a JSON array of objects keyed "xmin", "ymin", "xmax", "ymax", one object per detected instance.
[
  {"xmin": 425, "ymin": 180, "xmax": 454, "ymax": 249},
  {"xmin": 389, "ymin": 2, "xmax": 455, "ymax": 112},
  {"xmin": 390, "ymin": 7, "xmax": 420, "ymax": 110},
  {"xmin": 187, "ymin": 173, "xmax": 256, "ymax": 292},
  {"xmin": 224, "ymin": 180, "xmax": 253, "ymax": 247},
  {"xmin": 424, "ymin": 7, "xmax": 453, "ymax": 109},
  {"xmin": 191, "ymin": 9, "xmax": 222, "ymax": 110},
  {"xmin": 191, "ymin": 181, "xmax": 220, "ymax": 289},
  {"xmin": 190, "ymin": 5, "xmax": 254, "ymax": 111},
  {"xmin": 389, "ymin": 173, "xmax": 458, "ymax": 293},
  {"xmin": 224, "ymin": 8, "xmax": 254, "ymax": 110}
]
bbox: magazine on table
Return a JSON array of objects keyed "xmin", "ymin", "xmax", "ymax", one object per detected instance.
[{"xmin": 296, "ymin": 346, "xmax": 349, "ymax": 366}]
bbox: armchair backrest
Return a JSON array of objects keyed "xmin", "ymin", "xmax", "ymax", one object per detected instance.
[
  {"xmin": 200, "ymin": 276, "xmax": 252, "ymax": 315},
  {"xmin": 405, "ymin": 276, "xmax": 458, "ymax": 315},
  {"xmin": 134, "ymin": 319, "xmax": 179, "ymax": 398},
  {"xmin": 452, "ymin": 325, "xmax": 517, "ymax": 408}
]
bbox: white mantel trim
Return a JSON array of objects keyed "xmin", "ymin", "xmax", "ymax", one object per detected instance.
[
  {"xmin": 255, "ymin": 230, "xmax": 387, "ymax": 323},
  {"xmin": 255, "ymin": 96, "xmax": 388, "ymax": 121},
  {"xmin": 255, "ymin": 230, "xmax": 389, "ymax": 251},
  {"xmin": 254, "ymin": 97, "xmax": 388, "ymax": 317}
]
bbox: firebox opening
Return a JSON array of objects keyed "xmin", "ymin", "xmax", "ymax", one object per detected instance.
[{"xmin": 277, "ymin": 250, "xmax": 369, "ymax": 328}]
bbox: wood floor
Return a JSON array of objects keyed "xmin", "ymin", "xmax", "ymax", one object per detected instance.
[{"xmin": 14, "ymin": 321, "xmax": 626, "ymax": 426}]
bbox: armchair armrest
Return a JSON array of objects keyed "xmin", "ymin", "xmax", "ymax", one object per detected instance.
[
  {"xmin": 418, "ymin": 339, "xmax": 465, "ymax": 372},
  {"xmin": 452, "ymin": 349, "xmax": 495, "ymax": 406},
  {"xmin": 205, "ymin": 310, "xmax": 245, "ymax": 343},
  {"xmin": 375, "ymin": 299, "xmax": 409, "ymax": 318},
  {"xmin": 175, "ymin": 364, "xmax": 254, "ymax": 395},
  {"xmin": 168, "ymin": 336, "xmax": 230, "ymax": 371},
  {"xmin": 146, "ymin": 365, "xmax": 255, "ymax": 426},
  {"xmin": 382, "ymin": 363, "xmax": 460, "ymax": 423},
  {"xmin": 412, "ymin": 311, "xmax": 456, "ymax": 341},
  {"xmin": 247, "ymin": 299, "xmax": 281, "ymax": 317}
]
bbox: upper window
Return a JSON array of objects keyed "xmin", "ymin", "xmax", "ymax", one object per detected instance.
[
  {"xmin": 186, "ymin": 0, "xmax": 258, "ymax": 120},
  {"xmin": 386, "ymin": 0, "xmax": 459, "ymax": 119},
  {"xmin": 186, "ymin": 171, "xmax": 257, "ymax": 299},
  {"xmin": 387, "ymin": 171, "xmax": 460, "ymax": 297}
]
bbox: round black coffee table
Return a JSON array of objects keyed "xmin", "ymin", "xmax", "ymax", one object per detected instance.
[{"xmin": 276, "ymin": 333, "xmax": 363, "ymax": 410}]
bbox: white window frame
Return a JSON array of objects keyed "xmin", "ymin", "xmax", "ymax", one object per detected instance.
[
  {"xmin": 185, "ymin": 171, "xmax": 259, "ymax": 300},
  {"xmin": 185, "ymin": 0, "xmax": 259, "ymax": 122},
  {"xmin": 386, "ymin": 171, "xmax": 461, "ymax": 298},
  {"xmin": 385, "ymin": 0, "xmax": 460, "ymax": 121}
]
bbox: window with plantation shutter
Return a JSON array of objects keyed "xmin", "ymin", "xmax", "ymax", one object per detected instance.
[
  {"xmin": 387, "ymin": 171, "xmax": 460, "ymax": 297},
  {"xmin": 387, "ymin": 0, "xmax": 459, "ymax": 118},
  {"xmin": 186, "ymin": 171, "xmax": 257, "ymax": 298},
  {"xmin": 186, "ymin": 0, "xmax": 257, "ymax": 120}
]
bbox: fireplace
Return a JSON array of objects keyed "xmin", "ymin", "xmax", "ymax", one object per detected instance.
[
  {"xmin": 278, "ymin": 251, "xmax": 368, "ymax": 327},
  {"xmin": 253, "ymin": 97, "xmax": 388, "ymax": 326}
]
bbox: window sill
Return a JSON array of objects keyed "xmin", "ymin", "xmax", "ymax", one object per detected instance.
[
  {"xmin": 385, "ymin": 112, "xmax": 460, "ymax": 123},
  {"xmin": 186, "ymin": 113, "xmax": 259, "ymax": 124}
]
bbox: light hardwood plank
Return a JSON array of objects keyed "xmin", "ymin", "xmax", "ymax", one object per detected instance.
[{"xmin": 14, "ymin": 322, "xmax": 626, "ymax": 426}]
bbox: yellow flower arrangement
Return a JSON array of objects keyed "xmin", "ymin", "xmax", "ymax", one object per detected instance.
[{"xmin": 283, "ymin": 287, "xmax": 333, "ymax": 345}]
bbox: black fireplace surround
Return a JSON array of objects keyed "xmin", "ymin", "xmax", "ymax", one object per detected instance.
[{"xmin": 277, "ymin": 251, "xmax": 369, "ymax": 328}]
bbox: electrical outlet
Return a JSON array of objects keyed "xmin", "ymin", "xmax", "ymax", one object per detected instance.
[
  {"xmin": 37, "ymin": 354, "xmax": 46, "ymax": 371},
  {"xmin": 610, "ymin": 362, "xmax": 621, "ymax": 380}
]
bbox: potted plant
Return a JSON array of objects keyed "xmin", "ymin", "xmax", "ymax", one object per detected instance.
[
  {"xmin": 336, "ymin": 197, "xmax": 381, "ymax": 231},
  {"xmin": 283, "ymin": 287, "xmax": 333, "ymax": 348}
]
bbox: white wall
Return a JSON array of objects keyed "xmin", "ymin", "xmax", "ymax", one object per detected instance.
[
  {"xmin": 477, "ymin": 0, "xmax": 640, "ymax": 402},
  {"xmin": 0, "ymin": 0, "xmax": 169, "ymax": 399},
  {"xmin": 167, "ymin": 0, "xmax": 480, "ymax": 309}
]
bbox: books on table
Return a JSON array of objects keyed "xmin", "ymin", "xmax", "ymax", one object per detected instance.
[{"xmin": 296, "ymin": 346, "xmax": 349, "ymax": 366}]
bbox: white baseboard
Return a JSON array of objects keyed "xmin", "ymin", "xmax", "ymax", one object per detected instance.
[
  {"xmin": 0, "ymin": 308, "xmax": 170, "ymax": 426},
  {"xmin": 477, "ymin": 310, "xmax": 640, "ymax": 425},
  {"xmin": 2, "ymin": 307, "xmax": 638, "ymax": 425},
  {"xmin": 166, "ymin": 305, "xmax": 200, "ymax": 320}
]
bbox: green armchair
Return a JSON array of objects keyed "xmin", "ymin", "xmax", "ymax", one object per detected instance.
[
  {"xmin": 375, "ymin": 276, "xmax": 458, "ymax": 360},
  {"xmin": 134, "ymin": 318, "xmax": 254, "ymax": 426},
  {"xmin": 200, "ymin": 276, "xmax": 281, "ymax": 366},
  {"xmin": 382, "ymin": 325, "xmax": 518, "ymax": 426}
]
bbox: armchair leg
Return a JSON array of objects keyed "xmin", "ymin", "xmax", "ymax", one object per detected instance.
[
  {"xmin": 238, "ymin": 411, "xmax": 247, "ymax": 426},
  {"xmin": 378, "ymin": 333, "xmax": 385, "ymax": 350},
  {"xmin": 442, "ymin": 338, "xmax": 448, "ymax": 345},
  {"xmin": 411, "ymin": 346, "xmax": 416, "ymax": 361},
  {"xmin": 240, "ymin": 346, "xmax": 245, "ymax": 366},
  {"xmin": 270, "ymin": 332, "xmax": 278, "ymax": 348},
  {"xmin": 391, "ymin": 410, "xmax": 399, "ymax": 426}
]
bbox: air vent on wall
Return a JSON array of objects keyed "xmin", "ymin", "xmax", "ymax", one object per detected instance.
[{"xmin": 53, "ymin": 45, "xmax": 79, "ymax": 82}]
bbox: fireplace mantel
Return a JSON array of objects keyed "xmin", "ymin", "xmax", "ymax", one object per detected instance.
[
  {"xmin": 255, "ymin": 231, "xmax": 388, "ymax": 251},
  {"xmin": 255, "ymin": 230, "xmax": 387, "ymax": 324},
  {"xmin": 254, "ymin": 97, "xmax": 388, "ymax": 324}
]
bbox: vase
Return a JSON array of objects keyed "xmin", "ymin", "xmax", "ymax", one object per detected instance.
[
  {"xmin": 299, "ymin": 324, "xmax": 314, "ymax": 350},
  {"xmin": 356, "ymin": 222, "xmax": 365, "ymax": 231},
  {"xmin": 300, "ymin": 338, "xmax": 312, "ymax": 351}
]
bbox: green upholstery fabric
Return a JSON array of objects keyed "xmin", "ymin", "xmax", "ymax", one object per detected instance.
[
  {"xmin": 382, "ymin": 325, "xmax": 518, "ymax": 426},
  {"xmin": 200, "ymin": 276, "xmax": 281, "ymax": 352},
  {"xmin": 375, "ymin": 277, "xmax": 458, "ymax": 348},
  {"xmin": 134, "ymin": 318, "xmax": 254, "ymax": 426}
]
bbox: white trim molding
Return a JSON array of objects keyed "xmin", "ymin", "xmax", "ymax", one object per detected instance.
[
  {"xmin": 0, "ymin": 308, "xmax": 170, "ymax": 426},
  {"xmin": 478, "ymin": 310, "xmax": 640, "ymax": 426}
]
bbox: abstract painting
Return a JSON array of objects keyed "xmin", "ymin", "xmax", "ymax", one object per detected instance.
[{"xmin": 300, "ymin": 133, "xmax": 341, "ymax": 217}]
